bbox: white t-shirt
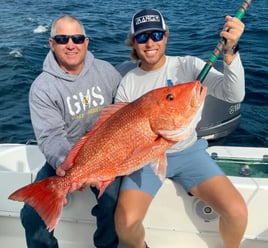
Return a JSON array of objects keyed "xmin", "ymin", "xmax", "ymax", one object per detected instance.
[{"xmin": 115, "ymin": 55, "xmax": 245, "ymax": 152}]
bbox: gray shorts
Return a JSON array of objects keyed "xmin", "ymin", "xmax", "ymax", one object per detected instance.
[{"xmin": 120, "ymin": 139, "xmax": 224, "ymax": 196}]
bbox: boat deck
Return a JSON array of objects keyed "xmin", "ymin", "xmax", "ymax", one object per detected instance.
[{"xmin": 1, "ymin": 144, "xmax": 268, "ymax": 247}]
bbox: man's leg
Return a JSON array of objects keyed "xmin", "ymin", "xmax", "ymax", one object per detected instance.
[
  {"xmin": 191, "ymin": 175, "xmax": 247, "ymax": 248},
  {"xmin": 20, "ymin": 162, "xmax": 58, "ymax": 248},
  {"xmin": 115, "ymin": 189, "xmax": 152, "ymax": 248},
  {"xmin": 91, "ymin": 177, "xmax": 122, "ymax": 248},
  {"xmin": 115, "ymin": 165, "xmax": 162, "ymax": 248},
  {"xmin": 168, "ymin": 139, "xmax": 247, "ymax": 248}
]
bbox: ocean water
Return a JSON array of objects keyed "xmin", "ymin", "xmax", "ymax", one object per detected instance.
[{"xmin": 0, "ymin": 0, "xmax": 267, "ymax": 147}]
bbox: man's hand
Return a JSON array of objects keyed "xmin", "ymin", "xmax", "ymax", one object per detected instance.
[
  {"xmin": 56, "ymin": 165, "xmax": 68, "ymax": 177},
  {"xmin": 220, "ymin": 15, "xmax": 245, "ymax": 64},
  {"xmin": 56, "ymin": 163, "xmax": 100, "ymax": 198},
  {"xmin": 221, "ymin": 15, "xmax": 245, "ymax": 49},
  {"xmin": 68, "ymin": 179, "xmax": 101, "ymax": 193}
]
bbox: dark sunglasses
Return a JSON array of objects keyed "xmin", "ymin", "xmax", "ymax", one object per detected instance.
[
  {"xmin": 135, "ymin": 31, "xmax": 165, "ymax": 44},
  {"xmin": 52, "ymin": 34, "xmax": 86, "ymax": 44}
]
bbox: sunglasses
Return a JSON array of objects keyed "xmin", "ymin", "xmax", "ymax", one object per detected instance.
[
  {"xmin": 52, "ymin": 34, "xmax": 86, "ymax": 44},
  {"xmin": 135, "ymin": 31, "xmax": 165, "ymax": 44}
]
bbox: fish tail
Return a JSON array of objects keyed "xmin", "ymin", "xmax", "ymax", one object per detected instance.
[{"xmin": 8, "ymin": 177, "xmax": 67, "ymax": 231}]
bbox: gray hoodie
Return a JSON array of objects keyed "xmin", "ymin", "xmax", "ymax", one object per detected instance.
[{"xmin": 29, "ymin": 50, "xmax": 122, "ymax": 169}]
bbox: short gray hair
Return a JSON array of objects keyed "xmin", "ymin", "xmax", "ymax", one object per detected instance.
[{"xmin": 50, "ymin": 15, "xmax": 86, "ymax": 37}]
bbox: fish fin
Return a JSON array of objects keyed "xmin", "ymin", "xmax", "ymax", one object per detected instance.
[
  {"xmin": 117, "ymin": 138, "xmax": 169, "ymax": 180},
  {"xmin": 150, "ymin": 153, "xmax": 167, "ymax": 182},
  {"xmin": 8, "ymin": 177, "xmax": 67, "ymax": 231},
  {"xmin": 61, "ymin": 135, "xmax": 89, "ymax": 168},
  {"xmin": 61, "ymin": 102, "xmax": 128, "ymax": 167},
  {"xmin": 97, "ymin": 102, "xmax": 128, "ymax": 124},
  {"xmin": 97, "ymin": 179, "xmax": 115, "ymax": 198}
]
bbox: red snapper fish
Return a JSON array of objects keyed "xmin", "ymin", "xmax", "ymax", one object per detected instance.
[{"xmin": 9, "ymin": 80, "xmax": 207, "ymax": 231}]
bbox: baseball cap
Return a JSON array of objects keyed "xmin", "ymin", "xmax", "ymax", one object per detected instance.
[{"xmin": 130, "ymin": 9, "xmax": 167, "ymax": 37}]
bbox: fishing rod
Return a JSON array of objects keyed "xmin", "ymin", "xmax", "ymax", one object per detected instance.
[{"xmin": 196, "ymin": 0, "xmax": 253, "ymax": 83}]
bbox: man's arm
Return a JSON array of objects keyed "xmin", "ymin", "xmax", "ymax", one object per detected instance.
[{"xmin": 220, "ymin": 15, "xmax": 245, "ymax": 65}]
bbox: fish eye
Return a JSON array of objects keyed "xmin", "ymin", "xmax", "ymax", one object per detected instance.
[{"xmin": 166, "ymin": 93, "xmax": 174, "ymax": 101}]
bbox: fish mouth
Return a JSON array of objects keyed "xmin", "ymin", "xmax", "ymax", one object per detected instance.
[{"xmin": 158, "ymin": 101, "xmax": 205, "ymax": 142}]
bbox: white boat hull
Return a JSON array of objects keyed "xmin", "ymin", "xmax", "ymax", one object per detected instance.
[{"xmin": 0, "ymin": 144, "xmax": 268, "ymax": 247}]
